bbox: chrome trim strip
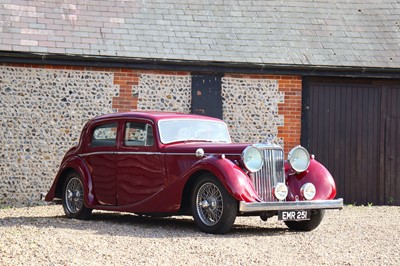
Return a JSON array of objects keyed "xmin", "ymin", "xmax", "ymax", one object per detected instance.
[
  {"xmin": 163, "ymin": 153, "xmax": 240, "ymax": 156},
  {"xmin": 163, "ymin": 153, "xmax": 196, "ymax": 156},
  {"xmin": 79, "ymin": 151, "xmax": 162, "ymax": 156},
  {"xmin": 79, "ymin": 151, "xmax": 240, "ymax": 157},
  {"xmin": 239, "ymin": 198, "xmax": 344, "ymax": 213},
  {"xmin": 79, "ymin": 152, "xmax": 116, "ymax": 156},
  {"xmin": 118, "ymin": 152, "xmax": 163, "ymax": 155}
]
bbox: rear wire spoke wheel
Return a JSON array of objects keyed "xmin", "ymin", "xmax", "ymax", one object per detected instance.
[
  {"xmin": 62, "ymin": 172, "xmax": 92, "ymax": 220},
  {"xmin": 191, "ymin": 174, "xmax": 237, "ymax": 234}
]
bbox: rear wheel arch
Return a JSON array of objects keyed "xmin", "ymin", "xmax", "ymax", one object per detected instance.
[
  {"xmin": 54, "ymin": 162, "xmax": 95, "ymax": 208},
  {"xmin": 54, "ymin": 168, "xmax": 77, "ymax": 199},
  {"xmin": 62, "ymin": 171, "xmax": 92, "ymax": 220}
]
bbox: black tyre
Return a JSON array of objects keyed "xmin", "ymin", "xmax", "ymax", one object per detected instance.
[
  {"xmin": 191, "ymin": 174, "xmax": 238, "ymax": 234},
  {"xmin": 284, "ymin": 210, "xmax": 325, "ymax": 231},
  {"xmin": 62, "ymin": 172, "xmax": 92, "ymax": 220}
]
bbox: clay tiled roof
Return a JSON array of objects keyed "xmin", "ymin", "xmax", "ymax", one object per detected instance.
[{"xmin": 1, "ymin": 0, "xmax": 399, "ymax": 68}]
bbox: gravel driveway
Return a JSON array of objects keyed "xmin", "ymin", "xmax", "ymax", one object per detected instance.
[{"xmin": 0, "ymin": 204, "xmax": 399, "ymax": 265}]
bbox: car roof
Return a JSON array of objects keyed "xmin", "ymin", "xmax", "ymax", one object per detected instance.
[{"xmin": 90, "ymin": 111, "xmax": 224, "ymax": 124}]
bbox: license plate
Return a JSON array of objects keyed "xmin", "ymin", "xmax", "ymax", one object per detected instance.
[{"xmin": 278, "ymin": 210, "xmax": 310, "ymax": 221}]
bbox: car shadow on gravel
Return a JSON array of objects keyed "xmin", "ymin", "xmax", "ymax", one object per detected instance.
[
  {"xmin": 0, "ymin": 211, "xmax": 291, "ymax": 238},
  {"xmin": 89, "ymin": 212, "xmax": 290, "ymax": 237}
]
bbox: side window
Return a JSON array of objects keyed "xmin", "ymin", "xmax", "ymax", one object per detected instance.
[
  {"xmin": 124, "ymin": 122, "xmax": 154, "ymax": 146},
  {"xmin": 91, "ymin": 123, "xmax": 118, "ymax": 147}
]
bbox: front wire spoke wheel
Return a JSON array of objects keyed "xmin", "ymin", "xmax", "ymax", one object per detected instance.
[
  {"xmin": 196, "ymin": 182, "xmax": 223, "ymax": 226},
  {"xmin": 191, "ymin": 174, "xmax": 237, "ymax": 234}
]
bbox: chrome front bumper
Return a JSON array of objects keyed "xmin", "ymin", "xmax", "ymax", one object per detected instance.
[{"xmin": 239, "ymin": 198, "xmax": 343, "ymax": 213}]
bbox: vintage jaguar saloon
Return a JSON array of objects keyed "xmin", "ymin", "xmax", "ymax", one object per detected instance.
[{"xmin": 45, "ymin": 112, "xmax": 343, "ymax": 234}]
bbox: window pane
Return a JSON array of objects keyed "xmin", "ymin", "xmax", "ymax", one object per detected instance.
[
  {"xmin": 91, "ymin": 123, "xmax": 117, "ymax": 147},
  {"xmin": 125, "ymin": 122, "xmax": 153, "ymax": 146}
]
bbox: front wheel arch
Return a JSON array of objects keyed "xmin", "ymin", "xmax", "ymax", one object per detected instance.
[
  {"xmin": 180, "ymin": 170, "xmax": 209, "ymax": 214},
  {"xmin": 191, "ymin": 173, "xmax": 238, "ymax": 234}
]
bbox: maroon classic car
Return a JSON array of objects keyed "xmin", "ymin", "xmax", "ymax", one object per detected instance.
[{"xmin": 45, "ymin": 111, "xmax": 343, "ymax": 234}]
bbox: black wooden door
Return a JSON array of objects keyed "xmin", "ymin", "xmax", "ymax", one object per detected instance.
[
  {"xmin": 191, "ymin": 74, "xmax": 222, "ymax": 119},
  {"xmin": 303, "ymin": 78, "xmax": 400, "ymax": 205},
  {"xmin": 385, "ymin": 86, "xmax": 400, "ymax": 205}
]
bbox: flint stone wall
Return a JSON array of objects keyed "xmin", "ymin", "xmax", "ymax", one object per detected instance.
[
  {"xmin": 136, "ymin": 74, "xmax": 192, "ymax": 113},
  {"xmin": 136, "ymin": 74, "xmax": 283, "ymax": 145},
  {"xmin": 0, "ymin": 67, "xmax": 285, "ymax": 206},
  {"xmin": 0, "ymin": 66, "xmax": 118, "ymax": 205},
  {"xmin": 222, "ymin": 77, "xmax": 284, "ymax": 145}
]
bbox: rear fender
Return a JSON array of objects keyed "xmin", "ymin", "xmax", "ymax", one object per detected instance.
[
  {"xmin": 45, "ymin": 156, "xmax": 97, "ymax": 208},
  {"xmin": 285, "ymin": 158, "xmax": 337, "ymax": 201},
  {"xmin": 186, "ymin": 155, "xmax": 260, "ymax": 202}
]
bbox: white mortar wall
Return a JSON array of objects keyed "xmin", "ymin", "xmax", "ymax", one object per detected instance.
[
  {"xmin": 222, "ymin": 77, "xmax": 284, "ymax": 145},
  {"xmin": 136, "ymin": 74, "xmax": 192, "ymax": 113},
  {"xmin": 0, "ymin": 66, "xmax": 118, "ymax": 205}
]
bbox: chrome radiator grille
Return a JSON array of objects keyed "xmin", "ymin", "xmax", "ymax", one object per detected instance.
[{"xmin": 251, "ymin": 145, "xmax": 285, "ymax": 202}]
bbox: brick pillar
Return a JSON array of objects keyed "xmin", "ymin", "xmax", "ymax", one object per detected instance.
[
  {"xmin": 275, "ymin": 76, "xmax": 302, "ymax": 155},
  {"xmin": 112, "ymin": 69, "xmax": 139, "ymax": 112}
]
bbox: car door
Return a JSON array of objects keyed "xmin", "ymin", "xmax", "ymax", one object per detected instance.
[
  {"xmin": 84, "ymin": 122, "xmax": 118, "ymax": 206},
  {"xmin": 116, "ymin": 120, "xmax": 165, "ymax": 206}
]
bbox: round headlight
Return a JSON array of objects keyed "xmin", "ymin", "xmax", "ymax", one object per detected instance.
[
  {"xmin": 301, "ymin": 183, "xmax": 316, "ymax": 200},
  {"xmin": 288, "ymin": 145, "xmax": 310, "ymax": 173},
  {"xmin": 242, "ymin": 146, "xmax": 264, "ymax": 172},
  {"xmin": 273, "ymin": 182, "xmax": 288, "ymax": 201}
]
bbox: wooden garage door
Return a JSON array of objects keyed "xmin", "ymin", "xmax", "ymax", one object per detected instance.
[
  {"xmin": 302, "ymin": 78, "xmax": 400, "ymax": 205},
  {"xmin": 385, "ymin": 87, "xmax": 400, "ymax": 205}
]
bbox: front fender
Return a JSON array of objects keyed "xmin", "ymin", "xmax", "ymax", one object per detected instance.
[
  {"xmin": 186, "ymin": 155, "xmax": 261, "ymax": 202},
  {"xmin": 285, "ymin": 158, "xmax": 337, "ymax": 201},
  {"xmin": 45, "ymin": 156, "xmax": 97, "ymax": 208}
]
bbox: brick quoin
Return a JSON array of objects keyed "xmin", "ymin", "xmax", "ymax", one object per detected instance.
[
  {"xmin": 111, "ymin": 69, "xmax": 140, "ymax": 112},
  {"xmin": 274, "ymin": 75, "xmax": 302, "ymax": 155},
  {"xmin": 224, "ymin": 74, "xmax": 302, "ymax": 155}
]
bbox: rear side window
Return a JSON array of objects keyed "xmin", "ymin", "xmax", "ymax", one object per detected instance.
[
  {"xmin": 91, "ymin": 123, "xmax": 118, "ymax": 147},
  {"xmin": 124, "ymin": 122, "xmax": 154, "ymax": 146}
]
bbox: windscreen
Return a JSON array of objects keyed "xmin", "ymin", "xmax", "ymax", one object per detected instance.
[{"xmin": 158, "ymin": 119, "xmax": 231, "ymax": 144}]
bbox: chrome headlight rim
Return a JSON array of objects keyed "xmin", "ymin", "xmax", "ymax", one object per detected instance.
[
  {"xmin": 288, "ymin": 145, "xmax": 310, "ymax": 173},
  {"xmin": 273, "ymin": 182, "xmax": 288, "ymax": 201},
  {"xmin": 300, "ymin": 183, "xmax": 316, "ymax": 200},
  {"xmin": 241, "ymin": 146, "xmax": 264, "ymax": 173}
]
